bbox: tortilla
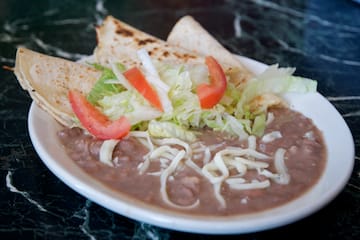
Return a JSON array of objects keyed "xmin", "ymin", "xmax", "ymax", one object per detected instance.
[
  {"xmin": 94, "ymin": 16, "xmax": 205, "ymax": 68},
  {"xmin": 14, "ymin": 47, "xmax": 101, "ymax": 127},
  {"xmin": 167, "ymin": 15, "xmax": 254, "ymax": 87},
  {"xmin": 14, "ymin": 15, "xmax": 255, "ymax": 128},
  {"xmin": 94, "ymin": 16, "xmax": 250, "ymax": 77}
]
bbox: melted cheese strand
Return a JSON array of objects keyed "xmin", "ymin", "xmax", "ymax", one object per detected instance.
[
  {"xmin": 248, "ymin": 135, "xmax": 256, "ymax": 150},
  {"xmin": 203, "ymin": 147, "xmax": 211, "ymax": 165},
  {"xmin": 185, "ymin": 159, "xmax": 203, "ymax": 176},
  {"xmin": 229, "ymin": 180, "xmax": 270, "ymax": 190},
  {"xmin": 160, "ymin": 150, "xmax": 200, "ymax": 209},
  {"xmin": 137, "ymin": 49, "xmax": 173, "ymax": 113},
  {"xmin": 266, "ymin": 112, "xmax": 275, "ymax": 125},
  {"xmin": 130, "ymin": 131, "xmax": 154, "ymax": 151},
  {"xmin": 274, "ymin": 148, "xmax": 290, "ymax": 184},
  {"xmin": 99, "ymin": 139, "xmax": 120, "ymax": 167},
  {"xmin": 202, "ymin": 150, "xmax": 230, "ymax": 184},
  {"xmin": 233, "ymin": 157, "xmax": 269, "ymax": 169},
  {"xmin": 110, "ymin": 61, "xmax": 133, "ymax": 90},
  {"xmin": 224, "ymin": 147, "xmax": 269, "ymax": 159},
  {"xmin": 149, "ymin": 146, "xmax": 176, "ymax": 159},
  {"xmin": 262, "ymin": 131, "xmax": 282, "ymax": 143},
  {"xmin": 152, "ymin": 138, "xmax": 192, "ymax": 157},
  {"xmin": 137, "ymin": 49, "xmax": 170, "ymax": 92},
  {"xmin": 213, "ymin": 182, "xmax": 226, "ymax": 208},
  {"xmin": 225, "ymin": 178, "xmax": 246, "ymax": 185}
]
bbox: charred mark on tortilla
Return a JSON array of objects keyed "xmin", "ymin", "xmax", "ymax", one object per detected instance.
[
  {"xmin": 116, "ymin": 28, "xmax": 134, "ymax": 37},
  {"xmin": 173, "ymin": 52, "xmax": 197, "ymax": 60},
  {"xmin": 163, "ymin": 51, "xmax": 169, "ymax": 57},
  {"xmin": 114, "ymin": 22, "xmax": 134, "ymax": 37},
  {"xmin": 137, "ymin": 38, "xmax": 156, "ymax": 46}
]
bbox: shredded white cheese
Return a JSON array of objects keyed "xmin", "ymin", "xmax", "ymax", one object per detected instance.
[
  {"xmin": 110, "ymin": 61, "xmax": 133, "ymax": 90},
  {"xmin": 137, "ymin": 49, "xmax": 173, "ymax": 113},
  {"xmin": 274, "ymin": 148, "xmax": 290, "ymax": 184},
  {"xmin": 228, "ymin": 179, "xmax": 270, "ymax": 190},
  {"xmin": 98, "ymin": 129, "xmax": 292, "ymax": 209},
  {"xmin": 304, "ymin": 131, "xmax": 315, "ymax": 140},
  {"xmin": 262, "ymin": 131, "xmax": 282, "ymax": 143},
  {"xmin": 248, "ymin": 135, "xmax": 257, "ymax": 150},
  {"xmin": 159, "ymin": 150, "xmax": 200, "ymax": 209},
  {"xmin": 266, "ymin": 112, "xmax": 275, "ymax": 125},
  {"xmin": 99, "ymin": 139, "xmax": 120, "ymax": 167}
]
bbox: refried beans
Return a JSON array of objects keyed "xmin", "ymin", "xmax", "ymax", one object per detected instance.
[{"xmin": 57, "ymin": 107, "xmax": 327, "ymax": 216}]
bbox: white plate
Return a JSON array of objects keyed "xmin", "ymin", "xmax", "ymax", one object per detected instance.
[{"xmin": 27, "ymin": 57, "xmax": 355, "ymax": 234}]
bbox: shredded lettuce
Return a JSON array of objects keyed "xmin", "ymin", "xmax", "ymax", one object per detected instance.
[
  {"xmin": 251, "ymin": 113, "xmax": 266, "ymax": 137},
  {"xmin": 148, "ymin": 120, "xmax": 197, "ymax": 142},
  {"xmin": 98, "ymin": 91, "xmax": 162, "ymax": 125},
  {"xmin": 85, "ymin": 53, "xmax": 318, "ymax": 140},
  {"xmin": 228, "ymin": 65, "xmax": 317, "ymax": 135},
  {"xmin": 87, "ymin": 63, "xmax": 126, "ymax": 105},
  {"xmin": 236, "ymin": 64, "xmax": 317, "ymax": 118}
]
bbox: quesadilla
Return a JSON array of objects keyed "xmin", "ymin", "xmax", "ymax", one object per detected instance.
[
  {"xmin": 14, "ymin": 48, "xmax": 101, "ymax": 127},
  {"xmin": 167, "ymin": 15, "xmax": 254, "ymax": 87},
  {"xmin": 94, "ymin": 15, "xmax": 205, "ymax": 69}
]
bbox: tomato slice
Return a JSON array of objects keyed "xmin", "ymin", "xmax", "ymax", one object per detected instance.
[
  {"xmin": 123, "ymin": 67, "xmax": 163, "ymax": 111},
  {"xmin": 68, "ymin": 90, "xmax": 131, "ymax": 140},
  {"xmin": 197, "ymin": 56, "xmax": 227, "ymax": 109}
]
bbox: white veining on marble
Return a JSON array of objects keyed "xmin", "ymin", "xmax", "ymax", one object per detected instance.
[
  {"xmin": 31, "ymin": 35, "xmax": 88, "ymax": 60},
  {"xmin": 342, "ymin": 59, "xmax": 360, "ymax": 67},
  {"xmin": 3, "ymin": 20, "xmax": 29, "ymax": 34},
  {"xmin": 319, "ymin": 54, "xmax": 360, "ymax": 67},
  {"xmin": 6, "ymin": 171, "xmax": 48, "ymax": 212},
  {"xmin": 50, "ymin": 18, "xmax": 90, "ymax": 26},
  {"xmin": 343, "ymin": 110, "xmax": 360, "ymax": 118},
  {"xmin": 327, "ymin": 96, "xmax": 360, "ymax": 101},
  {"xmin": 95, "ymin": 0, "xmax": 108, "ymax": 25},
  {"xmin": 276, "ymin": 38, "xmax": 305, "ymax": 55},
  {"xmin": 133, "ymin": 222, "xmax": 169, "ymax": 240},
  {"xmin": 250, "ymin": 0, "xmax": 302, "ymax": 17},
  {"xmin": 249, "ymin": 0, "xmax": 360, "ymax": 33},
  {"xmin": 233, "ymin": 13, "xmax": 242, "ymax": 38},
  {"xmin": 0, "ymin": 32, "xmax": 19, "ymax": 43},
  {"xmin": 73, "ymin": 200, "xmax": 96, "ymax": 240},
  {"xmin": 275, "ymin": 38, "xmax": 360, "ymax": 67},
  {"xmin": 0, "ymin": 56, "xmax": 15, "ymax": 64},
  {"xmin": 349, "ymin": 155, "xmax": 360, "ymax": 191}
]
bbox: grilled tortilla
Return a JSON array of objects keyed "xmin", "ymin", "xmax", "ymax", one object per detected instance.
[
  {"xmin": 14, "ymin": 48, "xmax": 101, "ymax": 127},
  {"xmin": 167, "ymin": 15, "xmax": 254, "ymax": 87},
  {"xmin": 14, "ymin": 15, "xmax": 255, "ymax": 128},
  {"xmin": 94, "ymin": 15, "xmax": 253, "ymax": 78},
  {"xmin": 94, "ymin": 16, "xmax": 205, "ymax": 69}
]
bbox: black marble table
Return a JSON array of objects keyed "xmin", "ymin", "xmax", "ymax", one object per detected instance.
[{"xmin": 1, "ymin": 0, "xmax": 359, "ymax": 239}]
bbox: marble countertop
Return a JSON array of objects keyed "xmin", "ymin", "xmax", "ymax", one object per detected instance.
[{"xmin": 0, "ymin": 0, "xmax": 359, "ymax": 239}]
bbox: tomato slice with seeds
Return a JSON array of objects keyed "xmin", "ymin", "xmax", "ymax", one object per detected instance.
[
  {"xmin": 123, "ymin": 67, "xmax": 163, "ymax": 111},
  {"xmin": 68, "ymin": 90, "xmax": 131, "ymax": 140},
  {"xmin": 197, "ymin": 56, "xmax": 227, "ymax": 109}
]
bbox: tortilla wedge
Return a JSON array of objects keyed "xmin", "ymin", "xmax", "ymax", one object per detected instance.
[
  {"xmin": 14, "ymin": 47, "xmax": 101, "ymax": 127},
  {"xmin": 167, "ymin": 15, "xmax": 254, "ymax": 87},
  {"xmin": 94, "ymin": 15, "xmax": 205, "ymax": 68},
  {"xmin": 14, "ymin": 16, "xmax": 255, "ymax": 129}
]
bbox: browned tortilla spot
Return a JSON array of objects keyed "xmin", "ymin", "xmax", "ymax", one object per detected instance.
[
  {"xmin": 173, "ymin": 52, "xmax": 197, "ymax": 61},
  {"xmin": 115, "ymin": 24, "xmax": 134, "ymax": 37},
  {"xmin": 137, "ymin": 38, "xmax": 156, "ymax": 46},
  {"xmin": 163, "ymin": 51, "xmax": 169, "ymax": 57}
]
